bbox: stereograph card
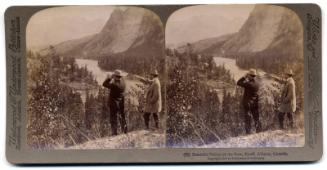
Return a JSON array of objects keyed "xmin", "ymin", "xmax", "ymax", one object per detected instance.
[{"xmin": 5, "ymin": 4, "xmax": 322, "ymax": 164}]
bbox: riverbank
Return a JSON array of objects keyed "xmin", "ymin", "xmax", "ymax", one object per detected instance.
[
  {"xmin": 213, "ymin": 56, "xmax": 248, "ymax": 81},
  {"xmin": 75, "ymin": 58, "xmax": 146, "ymax": 106}
]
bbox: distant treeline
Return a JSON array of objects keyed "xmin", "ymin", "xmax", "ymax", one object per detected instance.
[
  {"xmin": 166, "ymin": 48, "xmax": 235, "ymax": 84},
  {"xmin": 97, "ymin": 43, "xmax": 165, "ymax": 77},
  {"xmin": 97, "ymin": 54, "xmax": 162, "ymax": 76}
]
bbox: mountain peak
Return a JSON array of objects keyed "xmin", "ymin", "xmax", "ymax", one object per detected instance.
[
  {"xmin": 222, "ymin": 5, "xmax": 302, "ymax": 54},
  {"xmin": 52, "ymin": 7, "xmax": 163, "ymax": 60},
  {"xmin": 100, "ymin": 8, "xmax": 125, "ymax": 33}
]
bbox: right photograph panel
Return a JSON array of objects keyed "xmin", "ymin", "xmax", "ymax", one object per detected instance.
[{"xmin": 165, "ymin": 4, "xmax": 304, "ymax": 148}]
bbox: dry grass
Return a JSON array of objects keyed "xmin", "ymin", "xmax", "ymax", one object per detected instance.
[
  {"xmin": 201, "ymin": 129, "xmax": 304, "ymax": 148},
  {"xmin": 58, "ymin": 130, "xmax": 165, "ymax": 149}
]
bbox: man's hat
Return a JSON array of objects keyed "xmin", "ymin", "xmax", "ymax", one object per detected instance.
[
  {"xmin": 113, "ymin": 69, "xmax": 122, "ymax": 77},
  {"xmin": 286, "ymin": 69, "xmax": 293, "ymax": 76},
  {"xmin": 151, "ymin": 69, "xmax": 159, "ymax": 76},
  {"xmin": 248, "ymin": 69, "xmax": 257, "ymax": 76}
]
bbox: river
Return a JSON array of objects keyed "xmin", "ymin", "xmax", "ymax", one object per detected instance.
[
  {"xmin": 213, "ymin": 56, "xmax": 248, "ymax": 81},
  {"xmin": 75, "ymin": 57, "xmax": 246, "ymax": 102},
  {"xmin": 75, "ymin": 59, "xmax": 111, "ymax": 102},
  {"xmin": 213, "ymin": 56, "xmax": 278, "ymax": 104},
  {"xmin": 76, "ymin": 57, "xmax": 244, "ymax": 84},
  {"xmin": 76, "ymin": 59, "xmax": 112, "ymax": 85},
  {"xmin": 75, "ymin": 59, "xmax": 143, "ymax": 106}
]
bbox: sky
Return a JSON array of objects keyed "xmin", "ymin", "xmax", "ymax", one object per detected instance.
[
  {"xmin": 26, "ymin": 5, "xmax": 255, "ymax": 50},
  {"xmin": 26, "ymin": 6, "xmax": 118, "ymax": 50},
  {"xmin": 165, "ymin": 4, "xmax": 255, "ymax": 46}
]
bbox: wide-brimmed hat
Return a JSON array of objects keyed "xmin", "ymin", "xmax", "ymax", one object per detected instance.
[
  {"xmin": 286, "ymin": 69, "xmax": 293, "ymax": 76},
  {"xmin": 151, "ymin": 69, "xmax": 159, "ymax": 76},
  {"xmin": 113, "ymin": 70, "xmax": 122, "ymax": 77},
  {"xmin": 248, "ymin": 69, "xmax": 257, "ymax": 76}
]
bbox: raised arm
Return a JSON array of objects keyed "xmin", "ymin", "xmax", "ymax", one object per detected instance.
[
  {"xmin": 237, "ymin": 77, "xmax": 248, "ymax": 88},
  {"xmin": 102, "ymin": 78, "xmax": 112, "ymax": 89},
  {"xmin": 269, "ymin": 74, "xmax": 286, "ymax": 84}
]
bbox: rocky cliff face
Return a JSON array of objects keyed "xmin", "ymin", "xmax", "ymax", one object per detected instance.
[
  {"xmin": 52, "ymin": 7, "xmax": 164, "ymax": 59},
  {"xmin": 95, "ymin": 7, "xmax": 164, "ymax": 74},
  {"xmin": 181, "ymin": 5, "xmax": 303, "ymax": 64},
  {"xmin": 222, "ymin": 5, "xmax": 303, "ymax": 58}
]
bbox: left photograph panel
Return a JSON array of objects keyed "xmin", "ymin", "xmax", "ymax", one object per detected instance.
[{"xmin": 26, "ymin": 6, "xmax": 166, "ymax": 149}]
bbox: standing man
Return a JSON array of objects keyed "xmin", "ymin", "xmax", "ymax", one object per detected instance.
[
  {"xmin": 278, "ymin": 69, "xmax": 296, "ymax": 129},
  {"xmin": 103, "ymin": 70, "xmax": 127, "ymax": 136},
  {"xmin": 237, "ymin": 69, "xmax": 262, "ymax": 134},
  {"xmin": 144, "ymin": 70, "xmax": 162, "ymax": 130}
]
